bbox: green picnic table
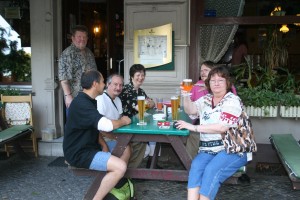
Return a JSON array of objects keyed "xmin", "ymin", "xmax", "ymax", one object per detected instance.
[{"xmin": 84, "ymin": 109, "xmax": 192, "ymax": 200}]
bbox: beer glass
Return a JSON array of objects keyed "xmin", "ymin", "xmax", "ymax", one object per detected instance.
[
  {"xmin": 156, "ymin": 98, "xmax": 163, "ymax": 111},
  {"xmin": 171, "ymin": 96, "xmax": 179, "ymax": 121},
  {"xmin": 137, "ymin": 96, "xmax": 146, "ymax": 124},
  {"xmin": 182, "ymin": 79, "xmax": 193, "ymax": 92}
]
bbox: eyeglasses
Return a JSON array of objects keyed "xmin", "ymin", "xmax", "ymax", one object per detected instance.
[{"xmin": 209, "ymin": 79, "xmax": 226, "ymax": 85}]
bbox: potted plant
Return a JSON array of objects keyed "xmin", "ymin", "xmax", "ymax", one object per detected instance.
[
  {"xmin": 0, "ymin": 87, "xmax": 21, "ymax": 107},
  {"xmin": 238, "ymin": 87, "xmax": 279, "ymax": 117},
  {"xmin": 279, "ymin": 92, "xmax": 300, "ymax": 118},
  {"xmin": 0, "ymin": 87, "xmax": 21, "ymax": 96}
]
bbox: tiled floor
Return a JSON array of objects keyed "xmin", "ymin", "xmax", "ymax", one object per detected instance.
[
  {"xmin": 1, "ymin": 154, "xmax": 300, "ymax": 200},
  {"xmin": 38, "ymin": 137, "xmax": 64, "ymax": 157}
]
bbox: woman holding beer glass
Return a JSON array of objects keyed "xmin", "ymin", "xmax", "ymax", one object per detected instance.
[
  {"xmin": 175, "ymin": 66, "xmax": 248, "ymax": 200},
  {"xmin": 119, "ymin": 64, "xmax": 155, "ymax": 168},
  {"xmin": 187, "ymin": 61, "xmax": 238, "ymax": 158}
]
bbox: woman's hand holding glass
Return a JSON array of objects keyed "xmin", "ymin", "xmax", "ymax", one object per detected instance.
[{"xmin": 145, "ymin": 98, "xmax": 155, "ymax": 109}]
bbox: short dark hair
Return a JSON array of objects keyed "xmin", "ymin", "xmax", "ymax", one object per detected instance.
[
  {"xmin": 129, "ymin": 64, "xmax": 146, "ymax": 83},
  {"xmin": 81, "ymin": 70, "xmax": 102, "ymax": 89},
  {"xmin": 201, "ymin": 61, "xmax": 215, "ymax": 70},
  {"xmin": 205, "ymin": 65, "xmax": 232, "ymax": 94},
  {"xmin": 71, "ymin": 25, "xmax": 89, "ymax": 37}
]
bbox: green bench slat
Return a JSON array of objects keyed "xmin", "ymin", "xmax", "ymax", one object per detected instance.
[
  {"xmin": 270, "ymin": 134, "xmax": 300, "ymax": 179},
  {"xmin": 0, "ymin": 125, "xmax": 33, "ymax": 142}
]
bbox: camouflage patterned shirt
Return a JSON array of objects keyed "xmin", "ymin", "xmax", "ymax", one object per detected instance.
[{"xmin": 58, "ymin": 43, "xmax": 97, "ymax": 97}]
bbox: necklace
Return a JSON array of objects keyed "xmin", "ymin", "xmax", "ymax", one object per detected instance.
[{"xmin": 212, "ymin": 94, "xmax": 226, "ymax": 109}]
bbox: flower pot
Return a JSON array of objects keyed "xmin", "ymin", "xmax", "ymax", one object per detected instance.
[
  {"xmin": 245, "ymin": 106, "xmax": 278, "ymax": 117},
  {"xmin": 280, "ymin": 106, "xmax": 300, "ymax": 118}
]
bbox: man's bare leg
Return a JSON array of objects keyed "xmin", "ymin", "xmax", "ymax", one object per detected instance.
[{"xmin": 93, "ymin": 156, "xmax": 127, "ymax": 200}]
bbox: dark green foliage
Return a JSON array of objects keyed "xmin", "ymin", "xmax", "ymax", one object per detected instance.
[{"xmin": 0, "ymin": 27, "xmax": 31, "ymax": 82}]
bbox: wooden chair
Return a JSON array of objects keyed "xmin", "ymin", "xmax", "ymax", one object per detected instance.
[{"xmin": 1, "ymin": 94, "xmax": 38, "ymax": 157}]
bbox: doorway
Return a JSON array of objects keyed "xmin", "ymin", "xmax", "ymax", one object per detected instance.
[{"xmin": 62, "ymin": 0, "xmax": 124, "ymax": 80}]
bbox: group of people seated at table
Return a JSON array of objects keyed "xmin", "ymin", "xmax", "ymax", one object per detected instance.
[
  {"xmin": 63, "ymin": 64, "xmax": 156, "ymax": 199},
  {"xmin": 63, "ymin": 61, "xmax": 250, "ymax": 200}
]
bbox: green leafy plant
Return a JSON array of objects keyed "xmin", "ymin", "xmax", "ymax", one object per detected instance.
[
  {"xmin": 0, "ymin": 27, "xmax": 31, "ymax": 82},
  {"xmin": 279, "ymin": 93, "xmax": 300, "ymax": 107},
  {"xmin": 0, "ymin": 87, "xmax": 21, "ymax": 96},
  {"xmin": 238, "ymin": 87, "xmax": 279, "ymax": 107},
  {"xmin": 231, "ymin": 55, "xmax": 257, "ymax": 88},
  {"xmin": 3, "ymin": 41, "xmax": 31, "ymax": 82},
  {"xmin": 238, "ymin": 86, "xmax": 300, "ymax": 109},
  {"xmin": 276, "ymin": 67, "xmax": 300, "ymax": 94},
  {"xmin": 254, "ymin": 65, "xmax": 278, "ymax": 91},
  {"xmin": 262, "ymin": 27, "xmax": 288, "ymax": 70}
]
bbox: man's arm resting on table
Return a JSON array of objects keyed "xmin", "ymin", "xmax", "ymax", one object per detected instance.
[{"xmin": 98, "ymin": 116, "xmax": 131, "ymax": 132}]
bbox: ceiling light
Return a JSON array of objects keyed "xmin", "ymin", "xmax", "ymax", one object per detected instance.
[{"xmin": 280, "ymin": 24, "xmax": 289, "ymax": 33}]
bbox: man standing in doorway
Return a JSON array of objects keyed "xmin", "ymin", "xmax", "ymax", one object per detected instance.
[
  {"xmin": 58, "ymin": 25, "xmax": 97, "ymax": 115},
  {"xmin": 63, "ymin": 70, "xmax": 131, "ymax": 199}
]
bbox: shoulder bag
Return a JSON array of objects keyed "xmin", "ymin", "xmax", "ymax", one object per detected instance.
[{"xmin": 222, "ymin": 110, "xmax": 257, "ymax": 153}]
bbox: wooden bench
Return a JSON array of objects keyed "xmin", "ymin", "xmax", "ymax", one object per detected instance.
[
  {"xmin": 0, "ymin": 124, "xmax": 34, "ymax": 159},
  {"xmin": 270, "ymin": 134, "xmax": 300, "ymax": 190}
]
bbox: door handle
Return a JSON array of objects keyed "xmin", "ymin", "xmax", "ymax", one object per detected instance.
[{"xmin": 110, "ymin": 58, "xmax": 113, "ymax": 69}]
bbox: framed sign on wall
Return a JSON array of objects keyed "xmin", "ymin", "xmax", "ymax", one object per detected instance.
[{"xmin": 134, "ymin": 23, "xmax": 173, "ymax": 70}]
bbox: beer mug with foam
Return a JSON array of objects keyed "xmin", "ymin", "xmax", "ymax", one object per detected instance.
[
  {"xmin": 171, "ymin": 96, "xmax": 179, "ymax": 121},
  {"xmin": 182, "ymin": 79, "xmax": 193, "ymax": 92},
  {"xmin": 137, "ymin": 96, "xmax": 145, "ymax": 124}
]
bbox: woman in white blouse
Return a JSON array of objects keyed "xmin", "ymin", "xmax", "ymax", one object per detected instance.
[{"xmin": 176, "ymin": 66, "xmax": 248, "ymax": 200}]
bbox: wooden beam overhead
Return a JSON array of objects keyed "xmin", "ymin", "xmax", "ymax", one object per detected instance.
[{"xmin": 197, "ymin": 16, "xmax": 300, "ymax": 25}]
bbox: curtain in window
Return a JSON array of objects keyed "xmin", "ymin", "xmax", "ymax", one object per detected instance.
[{"xmin": 199, "ymin": 0, "xmax": 245, "ymax": 64}]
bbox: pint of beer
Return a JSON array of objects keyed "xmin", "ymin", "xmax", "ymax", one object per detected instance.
[
  {"xmin": 182, "ymin": 79, "xmax": 193, "ymax": 92},
  {"xmin": 137, "ymin": 96, "xmax": 145, "ymax": 124},
  {"xmin": 171, "ymin": 96, "xmax": 179, "ymax": 121}
]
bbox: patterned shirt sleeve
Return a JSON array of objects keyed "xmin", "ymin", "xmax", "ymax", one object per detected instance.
[
  {"xmin": 119, "ymin": 84, "xmax": 135, "ymax": 117},
  {"xmin": 58, "ymin": 44, "xmax": 97, "ymax": 97},
  {"xmin": 119, "ymin": 83, "xmax": 148, "ymax": 117},
  {"xmin": 58, "ymin": 48, "xmax": 73, "ymax": 81},
  {"xmin": 219, "ymin": 93, "xmax": 242, "ymax": 127}
]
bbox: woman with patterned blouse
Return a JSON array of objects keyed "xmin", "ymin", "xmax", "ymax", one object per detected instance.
[
  {"xmin": 119, "ymin": 64, "xmax": 155, "ymax": 168},
  {"xmin": 119, "ymin": 64, "xmax": 155, "ymax": 117},
  {"xmin": 176, "ymin": 66, "xmax": 248, "ymax": 200}
]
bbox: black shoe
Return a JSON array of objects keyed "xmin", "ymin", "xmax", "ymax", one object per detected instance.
[
  {"xmin": 155, "ymin": 164, "xmax": 163, "ymax": 169},
  {"xmin": 238, "ymin": 174, "xmax": 250, "ymax": 184},
  {"xmin": 146, "ymin": 156, "xmax": 152, "ymax": 168}
]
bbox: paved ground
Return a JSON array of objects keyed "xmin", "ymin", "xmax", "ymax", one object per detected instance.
[{"xmin": 1, "ymin": 153, "xmax": 300, "ymax": 200}]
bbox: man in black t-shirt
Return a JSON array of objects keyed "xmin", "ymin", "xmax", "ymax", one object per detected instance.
[{"xmin": 63, "ymin": 70, "xmax": 131, "ymax": 199}]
